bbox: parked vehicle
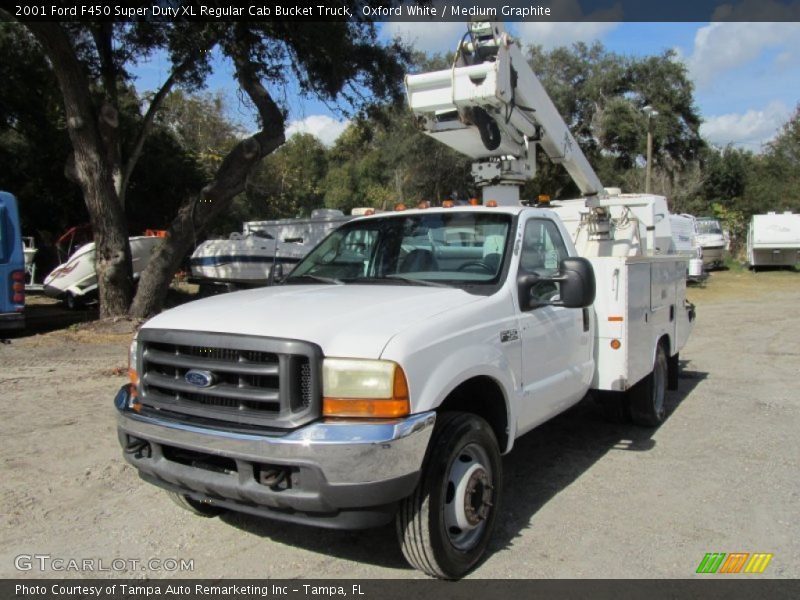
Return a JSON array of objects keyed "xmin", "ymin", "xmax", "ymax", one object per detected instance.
[
  {"xmin": 44, "ymin": 235, "xmax": 161, "ymax": 309},
  {"xmin": 188, "ymin": 209, "xmax": 352, "ymax": 290},
  {"xmin": 0, "ymin": 191, "xmax": 25, "ymax": 330},
  {"xmin": 695, "ymin": 217, "xmax": 727, "ymax": 269},
  {"xmin": 114, "ymin": 22, "xmax": 696, "ymax": 579},
  {"xmin": 747, "ymin": 212, "xmax": 800, "ymax": 269},
  {"xmin": 670, "ymin": 214, "xmax": 704, "ymax": 280}
]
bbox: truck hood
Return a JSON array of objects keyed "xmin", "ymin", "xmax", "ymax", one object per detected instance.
[{"xmin": 142, "ymin": 284, "xmax": 484, "ymax": 358}]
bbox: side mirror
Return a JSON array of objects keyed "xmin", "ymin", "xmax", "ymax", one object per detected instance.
[
  {"xmin": 269, "ymin": 262, "xmax": 284, "ymax": 284},
  {"xmin": 517, "ymin": 257, "xmax": 595, "ymax": 311}
]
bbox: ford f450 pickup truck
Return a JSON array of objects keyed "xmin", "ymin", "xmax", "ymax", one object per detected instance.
[{"xmin": 115, "ymin": 203, "xmax": 694, "ymax": 578}]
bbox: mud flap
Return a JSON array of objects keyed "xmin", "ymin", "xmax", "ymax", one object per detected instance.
[{"xmin": 668, "ymin": 352, "xmax": 679, "ymax": 391}]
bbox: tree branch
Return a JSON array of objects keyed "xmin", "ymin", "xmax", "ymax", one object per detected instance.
[
  {"xmin": 200, "ymin": 46, "xmax": 286, "ymax": 203},
  {"xmin": 119, "ymin": 40, "xmax": 218, "ymax": 206}
]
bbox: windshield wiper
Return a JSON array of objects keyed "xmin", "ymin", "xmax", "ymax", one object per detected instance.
[
  {"xmin": 383, "ymin": 275, "xmax": 450, "ymax": 288},
  {"xmin": 285, "ymin": 274, "xmax": 343, "ymax": 285}
]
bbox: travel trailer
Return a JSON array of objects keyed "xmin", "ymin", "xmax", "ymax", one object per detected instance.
[{"xmin": 747, "ymin": 212, "xmax": 800, "ymax": 268}]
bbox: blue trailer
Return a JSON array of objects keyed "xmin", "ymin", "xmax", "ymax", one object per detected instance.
[{"xmin": 0, "ymin": 191, "xmax": 25, "ymax": 330}]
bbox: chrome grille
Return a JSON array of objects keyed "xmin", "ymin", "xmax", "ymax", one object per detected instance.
[{"xmin": 136, "ymin": 329, "xmax": 321, "ymax": 429}]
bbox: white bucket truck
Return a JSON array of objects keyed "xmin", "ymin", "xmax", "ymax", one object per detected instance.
[{"xmin": 115, "ymin": 22, "xmax": 695, "ymax": 579}]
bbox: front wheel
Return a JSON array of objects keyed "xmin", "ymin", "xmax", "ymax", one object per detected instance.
[
  {"xmin": 628, "ymin": 343, "xmax": 668, "ymax": 427},
  {"xmin": 396, "ymin": 412, "xmax": 502, "ymax": 579}
]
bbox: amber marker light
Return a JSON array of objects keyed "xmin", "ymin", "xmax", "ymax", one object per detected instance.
[
  {"xmin": 610, "ymin": 339, "xmax": 622, "ymax": 350},
  {"xmin": 469, "ymin": 197, "xmax": 480, "ymax": 206},
  {"xmin": 394, "ymin": 203, "xmax": 407, "ymax": 211},
  {"xmin": 485, "ymin": 200, "xmax": 498, "ymax": 207},
  {"xmin": 442, "ymin": 199, "xmax": 455, "ymax": 208},
  {"xmin": 128, "ymin": 338, "xmax": 140, "ymax": 399}
]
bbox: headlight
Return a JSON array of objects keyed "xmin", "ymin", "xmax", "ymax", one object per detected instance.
[{"xmin": 322, "ymin": 358, "xmax": 409, "ymax": 418}]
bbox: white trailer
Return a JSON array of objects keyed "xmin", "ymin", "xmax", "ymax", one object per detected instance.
[{"xmin": 747, "ymin": 212, "xmax": 800, "ymax": 268}]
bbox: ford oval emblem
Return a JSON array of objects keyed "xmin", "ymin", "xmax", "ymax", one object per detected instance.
[{"xmin": 185, "ymin": 369, "xmax": 215, "ymax": 388}]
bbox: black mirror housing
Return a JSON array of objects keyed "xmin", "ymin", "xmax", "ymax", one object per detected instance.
[
  {"xmin": 517, "ymin": 257, "xmax": 595, "ymax": 310},
  {"xmin": 269, "ymin": 262, "xmax": 285, "ymax": 284}
]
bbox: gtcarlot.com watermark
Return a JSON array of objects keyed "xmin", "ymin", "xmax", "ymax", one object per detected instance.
[{"xmin": 14, "ymin": 553, "xmax": 194, "ymax": 572}]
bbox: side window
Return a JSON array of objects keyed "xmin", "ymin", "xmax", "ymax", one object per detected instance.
[
  {"xmin": 519, "ymin": 218, "xmax": 569, "ymax": 305},
  {"xmin": 520, "ymin": 219, "xmax": 568, "ymax": 275}
]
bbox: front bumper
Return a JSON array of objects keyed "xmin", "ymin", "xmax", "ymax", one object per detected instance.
[{"xmin": 115, "ymin": 385, "xmax": 435, "ymax": 529}]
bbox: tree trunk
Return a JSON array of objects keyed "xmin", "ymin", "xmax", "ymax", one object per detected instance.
[
  {"xmin": 27, "ymin": 23, "xmax": 133, "ymax": 317},
  {"xmin": 129, "ymin": 50, "xmax": 286, "ymax": 318}
]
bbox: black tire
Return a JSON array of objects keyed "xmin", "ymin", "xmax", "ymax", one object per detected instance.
[
  {"xmin": 396, "ymin": 412, "xmax": 502, "ymax": 579},
  {"xmin": 167, "ymin": 491, "xmax": 226, "ymax": 517},
  {"xmin": 628, "ymin": 343, "xmax": 668, "ymax": 427}
]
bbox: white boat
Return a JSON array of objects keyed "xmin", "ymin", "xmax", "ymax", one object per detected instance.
[
  {"xmin": 669, "ymin": 214, "xmax": 704, "ymax": 280},
  {"xmin": 695, "ymin": 217, "xmax": 727, "ymax": 268},
  {"xmin": 44, "ymin": 235, "xmax": 161, "ymax": 308},
  {"xmin": 747, "ymin": 211, "xmax": 800, "ymax": 268},
  {"xmin": 189, "ymin": 209, "xmax": 353, "ymax": 288}
]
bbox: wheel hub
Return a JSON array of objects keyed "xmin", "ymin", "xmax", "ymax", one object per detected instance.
[
  {"xmin": 463, "ymin": 468, "xmax": 492, "ymax": 526},
  {"xmin": 444, "ymin": 444, "xmax": 495, "ymax": 551}
]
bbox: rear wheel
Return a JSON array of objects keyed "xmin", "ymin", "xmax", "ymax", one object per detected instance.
[
  {"xmin": 396, "ymin": 412, "xmax": 502, "ymax": 579},
  {"xmin": 167, "ymin": 491, "xmax": 226, "ymax": 517},
  {"xmin": 628, "ymin": 343, "xmax": 668, "ymax": 427}
]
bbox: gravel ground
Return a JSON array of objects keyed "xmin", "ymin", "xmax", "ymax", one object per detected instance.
[{"xmin": 1, "ymin": 269, "xmax": 798, "ymax": 579}]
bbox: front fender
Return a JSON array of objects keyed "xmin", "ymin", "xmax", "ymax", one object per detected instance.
[{"xmin": 388, "ymin": 342, "xmax": 520, "ymax": 454}]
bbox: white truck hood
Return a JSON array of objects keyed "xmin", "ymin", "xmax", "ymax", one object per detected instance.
[{"xmin": 142, "ymin": 284, "xmax": 484, "ymax": 358}]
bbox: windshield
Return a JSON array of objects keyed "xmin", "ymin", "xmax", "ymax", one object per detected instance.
[
  {"xmin": 696, "ymin": 219, "xmax": 723, "ymax": 235},
  {"xmin": 285, "ymin": 212, "xmax": 512, "ymax": 291}
]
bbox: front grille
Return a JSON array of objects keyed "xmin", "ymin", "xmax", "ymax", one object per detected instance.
[{"xmin": 137, "ymin": 329, "xmax": 321, "ymax": 430}]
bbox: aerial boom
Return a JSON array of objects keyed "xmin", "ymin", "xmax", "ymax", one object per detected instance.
[{"xmin": 405, "ymin": 21, "xmax": 606, "ymax": 204}]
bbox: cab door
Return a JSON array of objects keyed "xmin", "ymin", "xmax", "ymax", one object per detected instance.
[{"xmin": 514, "ymin": 216, "xmax": 591, "ymax": 434}]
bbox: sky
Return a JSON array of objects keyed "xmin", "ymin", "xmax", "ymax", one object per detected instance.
[{"xmin": 133, "ymin": 21, "xmax": 800, "ymax": 152}]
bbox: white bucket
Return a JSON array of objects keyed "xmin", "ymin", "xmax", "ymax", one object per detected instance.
[{"xmin": 689, "ymin": 258, "xmax": 704, "ymax": 278}]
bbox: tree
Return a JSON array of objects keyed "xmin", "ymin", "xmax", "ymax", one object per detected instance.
[
  {"xmin": 0, "ymin": 18, "xmax": 221, "ymax": 316},
  {"xmin": 0, "ymin": 14, "xmax": 408, "ymax": 317},
  {"xmin": 522, "ymin": 43, "xmax": 704, "ymax": 201},
  {"xmin": 0, "ymin": 24, "xmax": 87, "ymax": 242},
  {"xmin": 245, "ymin": 133, "xmax": 329, "ymax": 219}
]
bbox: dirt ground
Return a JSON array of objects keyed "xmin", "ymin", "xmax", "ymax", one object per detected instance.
[{"xmin": 1, "ymin": 269, "xmax": 798, "ymax": 579}]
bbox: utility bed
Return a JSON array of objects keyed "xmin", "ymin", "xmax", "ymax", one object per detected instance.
[{"xmin": 590, "ymin": 255, "xmax": 692, "ymax": 391}]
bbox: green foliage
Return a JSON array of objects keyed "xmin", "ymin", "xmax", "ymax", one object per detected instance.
[
  {"xmin": 321, "ymin": 104, "xmax": 473, "ymax": 213},
  {"xmin": 522, "ymin": 43, "xmax": 704, "ymax": 201},
  {"xmin": 243, "ymin": 133, "xmax": 329, "ymax": 221},
  {"xmin": 743, "ymin": 105, "xmax": 800, "ymax": 216},
  {"xmin": 155, "ymin": 90, "xmax": 243, "ymax": 177},
  {"xmin": 0, "ymin": 24, "xmax": 86, "ymax": 240}
]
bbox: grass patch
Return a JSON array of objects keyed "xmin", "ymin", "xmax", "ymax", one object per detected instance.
[{"xmin": 722, "ymin": 255, "xmax": 746, "ymax": 272}]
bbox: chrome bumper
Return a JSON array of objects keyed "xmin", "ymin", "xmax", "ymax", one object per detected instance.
[{"xmin": 115, "ymin": 386, "xmax": 436, "ymax": 528}]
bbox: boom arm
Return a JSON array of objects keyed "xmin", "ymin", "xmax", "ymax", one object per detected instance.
[{"xmin": 405, "ymin": 22, "xmax": 606, "ymax": 204}]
